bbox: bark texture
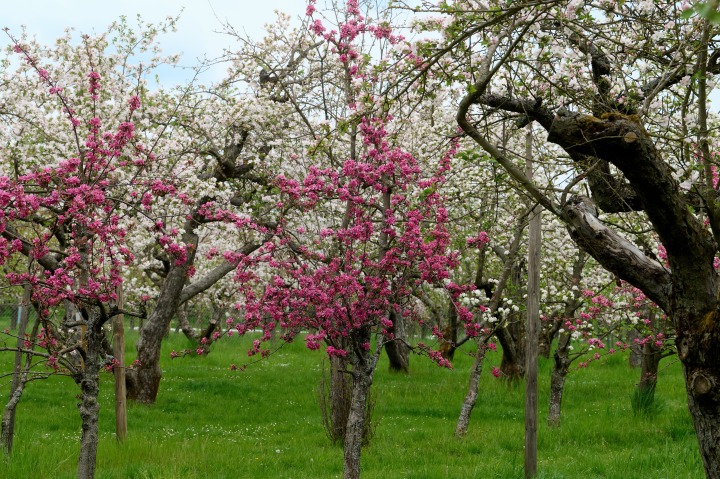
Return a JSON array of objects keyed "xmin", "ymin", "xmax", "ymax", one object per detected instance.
[
  {"xmin": 76, "ymin": 310, "xmax": 105, "ymax": 479},
  {"xmin": 343, "ymin": 367, "xmax": 372, "ymax": 479},
  {"xmin": 342, "ymin": 327, "xmax": 377, "ymax": 479}
]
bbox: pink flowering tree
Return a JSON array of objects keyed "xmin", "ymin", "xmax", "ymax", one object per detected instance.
[
  {"xmin": 217, "ymin": 3, "xmax": 476, "ymax": 477},
  {"xmin": 0, "ymin": 34, "xmax": 154, "ymax": 478},
  {"xmin": 233, "ymin": 114, "xmax": 468, "ymax": 479},
  {"xmin": 0, "ymin": 20, "xmax": 284, "ymax": 406}
]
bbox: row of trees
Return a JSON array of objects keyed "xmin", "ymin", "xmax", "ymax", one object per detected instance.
[{"xmin": 1, "ymin": 1, "xmax": 719, "ymax": 478}]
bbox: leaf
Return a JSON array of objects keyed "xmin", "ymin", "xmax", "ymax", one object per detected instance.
[
  {"xmin": 697, "ymin": 1, "xmax": 715, "ymax": 18},
  {"xmin": 680, "ymin": 6, "xmax": 696, "ymax": 19},
  {"xmin": 418, "ymin": 187, "xmax": 436, "ymax": 202},
  {"xmin": 709, "ymin": 10, "xmax": 720, "ymax": 23},
  {"xmin": 691, "ymin": 1, "xmax": 720, "ymax": 24}
]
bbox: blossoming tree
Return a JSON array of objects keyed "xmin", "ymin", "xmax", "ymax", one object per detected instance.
[
  {"xmin": 407, "ymin": 0, "xmax": 720, "ymax": 475},
  {"xmin": 0, "ymin": 31, "xmax": 155, "ymax": 478},
  {"xmin": 220, "ymin": 3, "xmax": 477, "ymax": 477}
]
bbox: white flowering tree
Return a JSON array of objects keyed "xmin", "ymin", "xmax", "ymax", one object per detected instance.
[{"xmin": 402, "ymin": 0, "xmax": 720, "ymax": 474}]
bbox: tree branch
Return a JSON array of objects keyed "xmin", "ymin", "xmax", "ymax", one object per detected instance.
[
  {"xmin": 179, "ymin": 241, "xmax": 262, "ymax": 304},
  {"xmin": 563, "ymin": 195, "xmax": 671, "ymax": 312}
]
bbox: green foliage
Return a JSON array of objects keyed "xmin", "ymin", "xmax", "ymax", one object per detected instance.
[
  {"xmin": 681, "ymin": 1, "xmax": 720, "ymax": 23},
  {"xmin": 0, "ymin": 325, "xmax": 702, "ymax": 478}
]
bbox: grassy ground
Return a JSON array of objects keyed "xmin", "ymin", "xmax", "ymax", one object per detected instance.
[{"xmin": 0, "ymin": 320, "xmax": 702, "ymax": 479}]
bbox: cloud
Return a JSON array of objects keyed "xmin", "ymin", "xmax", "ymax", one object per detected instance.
[{"xmin": 4, "ymin": 0, "xmax": 304, "ymax": 85}]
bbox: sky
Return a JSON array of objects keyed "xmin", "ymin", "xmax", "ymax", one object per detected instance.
[{"xmin": 3, "ymin": 0, "xmax": 306, "ymax": 85}]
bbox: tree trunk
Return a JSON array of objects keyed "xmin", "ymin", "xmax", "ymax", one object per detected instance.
[
  {"xmin": 456, "ymin": 342, "xmax": 487, "ymax": 437},
  {"xmin": 497, "ymin": 324, "xmax": 525, "ymax": 382},
  {"xmin": 548, "ymin": 332, "xmax": 571, "ymax": 427},
  {"xmin": 127, "ymin": 236, "xmax": 259, "ymax": 404},
  {"xmin": 126, "ymin": 318, "xmax": 165, "ymax": 403},
  {"xmin": 684, "ymin": 368, "xmax": 720, "ymax": 479},
  {"xmin": 677, "ymin": 319, "xmax": 720, "ymax": 478},
  {"xmin": 343, "ymin": 363, "xmax": 373, "ymax": 479},
  {"xmin": 384, "ymin": 311, "xmax": 409, "ymax": 373},
  {"xmin": 77, "ymin": 371, "xmax": 100, "ymax": 479},
  {"xmin": 76, "ymin": 311, "xmax": 104, "ymax": 479},
  {"xmin": 385, "ymin": 340, "xmax": 409, "ymax": 373},
  {"xmin": 548, "ymin": 252, "xmax": 584, "ymax": 428},
  {"xmin": 1, "ymin": 374, "xmax": 26, "ymax": 456},
  {"xmin": 341, "ymin": 323, "xmax": 379, "ymax": 479},
  {"xmin": 497, "ymin": 254, "xmax": 527, "ymax": 382},
  {"xmin": 126, "ymin": 261, "xmax": 191, "ymax": 403}
]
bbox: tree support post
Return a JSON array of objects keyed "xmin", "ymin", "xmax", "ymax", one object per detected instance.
[
  {"xmin": 113, "ymin": 281, "xmax": 127, "ymax": 442},
  {"xmin": 525, "ymin": 127, "xmax": 540, "ymax": 479}
]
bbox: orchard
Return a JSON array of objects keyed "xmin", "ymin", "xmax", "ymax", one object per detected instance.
[{"xmin": 1, "ymin": 1, "xmax": 720, "ymax": 478}]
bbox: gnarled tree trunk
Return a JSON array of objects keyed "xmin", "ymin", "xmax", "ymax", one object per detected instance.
[
  {"xmin": 127, "ymin": 234, "xmax": 260, "ymax": 403},
  {"xmin": 677, "ymin": 318, "xmax": 720, "ymax": 478},
  {"xmin": 126, "ymin": 233, "xmax": 197, "ymax": 403}
]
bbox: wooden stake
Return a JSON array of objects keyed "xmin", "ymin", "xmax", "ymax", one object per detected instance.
[
  {"xmin": 113, "ymin": 280, "xmax": 127, "ymax": 442},
  {"xmin": 525, "ymin": 126, "xmax": 540, "ymax": 479}
]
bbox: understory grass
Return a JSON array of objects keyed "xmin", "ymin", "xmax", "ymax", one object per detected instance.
[{"xmin": 0, "ymin": 321, "xmax": 702, "ymax": 478}]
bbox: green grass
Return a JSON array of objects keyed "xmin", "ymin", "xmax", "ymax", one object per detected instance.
[{"xmin": 0, "ymin": 323, "xmax": 703, "ymax": 479}]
